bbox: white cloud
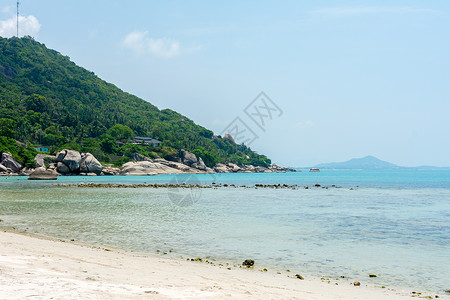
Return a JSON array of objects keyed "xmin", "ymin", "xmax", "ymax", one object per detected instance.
[
  {"xmin": 0, "ymin": 15, "xmax": 40, "ymax": 38},
  {"xmin": 311, "ymin": 6, "xmax": 438, "ymax": 17},
  {"xmin": 123, "ymin": 31, "xmax": 181, "ymax": 58}
]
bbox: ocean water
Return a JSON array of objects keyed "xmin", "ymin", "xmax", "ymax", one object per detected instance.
[{"xmin": 0, "ymin": 170, "xmax": 449, "ymax": 294}]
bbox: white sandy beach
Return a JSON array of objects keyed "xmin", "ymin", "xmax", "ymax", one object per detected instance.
[{"xmin": 0, "ymin": 230, "xmax": 439, "ymax": 299}]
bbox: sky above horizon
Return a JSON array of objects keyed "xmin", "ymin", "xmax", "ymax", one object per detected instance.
[{"xmin": 1, "ymin": 1, "xmax": 449, "ymax": 167}]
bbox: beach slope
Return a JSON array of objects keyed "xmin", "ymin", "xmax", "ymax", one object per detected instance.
[{"xmin": 0, "ymin": 231, "xmax": 417, "ymax": 299}]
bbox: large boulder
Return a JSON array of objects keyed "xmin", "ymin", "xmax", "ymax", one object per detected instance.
[
  {"xmin": 192, "ymin": 157, "xmax": 207, "ymax": 171},
  {"xmin": 0, "ymin": 163, "xmax": 9, "ymax": 173},
  {"xmin": 223, "ymin": 133, "xmax": 235, "ymax": 144},
  {"xmin": 80, "ymin": 153, "xmax": 103, "ymax": 174},
  {"xmin": 214, "ymin": 163, "xmax": 230, "ymax": 173},
  {"xmin": 63, "ymin": 150, "xmax": 82, "ymax": 171},
  {"xmin": 227, "ymin": 163, "xmax": 241, "ymax": 172},
  {"xmin": 102, "ymin": 167, "xmax": 121, "ymax": 176},
  {"xmin": 55, "ymin": 149, "xmax": 67, "ymax": 162},
  {"xmin": 0, "ymin": 152, "xmax": 22, "ymax": 172},
  {"xmin": 120, "ymin": 161, "xmax": 182, "ymax": 175},
  {"xmin": 34, "ymin": 154, "xmax": 56, "ymax": 168},
  {"xmin": 180, "ymin": 149, "xmax": 197, "ymax": 166},
  {"xmin": 154, "ymin": 158, "xmax": 193, "ymax": 172},
  {"xmin": 56, "ymin": 162, "xmax": 70, "ymax": 173},
  {"xmin": 28, "ymin": 167, "xmax": 58, "ymax": 180},
  {"xmin": 131, "ymin": 152, "xmax": 152, "ymax": 162}
]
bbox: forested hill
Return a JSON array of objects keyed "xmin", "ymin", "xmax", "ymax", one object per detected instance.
[{"xmin": 0, "ymin": 36, "xmax": 270, "ymax": 167}]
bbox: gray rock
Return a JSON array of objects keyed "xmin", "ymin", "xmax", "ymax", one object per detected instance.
[
  {"xmin": 0, "ymin": 152, "xmax": 22, "ymax": 172},
  {"xmin": 0, "ymin": 164, "xmax": 8, "ymax": 173},
  {"xmin": 56, "ymin": 162, "xmax": 70, "ymax": 173},
  {"xmin": 214, "ymin": 163, "xmax": 230, "ymax": 173},
  {"xmin": 242, "ymin": 259, "xmax": 255, "ymax": 267},
  {"xmin": 192, "ymin": 157, "xmax": 207, "ymax": 171},
  {"xmin": 223, "ymin": 133, "xmax": 235, "ymax": 144},
  {"xmin": 28, "ymin": 167, "xmax": 58, "ymax": 180},
  {"xmin": 80, "ymin": 153, "xmax": 103, "ymax": 174},
  {"xmin": 20, "ymin": 167, "xmax": 34, "ymax": 175},
  {"xmin": 34, "ymin": 154, "xmax": 56, "ymax": 168},
  {"xmin": 120, "ymin": 161, "xmax": 182, "ymax": 175},
  {"xmin": 55, "ymin": 149, "xmax": 67, "ymax": 162},
  {"xmin": 102, "ymin": 167, "xmax": 120, "ymax": 175},
  {"xmin": 180, "ymin": 149, "xmax": 197, "ymax": 166},
  {"xmin": 254, "ymin": 166, "xmax": 267, "ymax": 173},
  {"xmin": 131, "ymin": 152, "xmax": 152, "ymax": 161},
  {"xmin": 62, "ymin": 150, "xmax": 82, "ymax": 172},
  {"xmin": 154, "ymin": 158, "xmax": 193, "ymax": 172},
  {"xmin": 227, "ymin": 163, "xmax": 241, "ymax": 172}
]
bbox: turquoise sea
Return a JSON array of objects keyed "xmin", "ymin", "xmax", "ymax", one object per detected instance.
[{"xmin": 0, "ymin": 170, "xmax": 449, "ymax": 294}]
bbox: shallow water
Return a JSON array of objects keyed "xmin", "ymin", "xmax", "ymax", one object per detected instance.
[{"xmin": 0, "ymin": 170, "xmax": 449, "ymax": 294}]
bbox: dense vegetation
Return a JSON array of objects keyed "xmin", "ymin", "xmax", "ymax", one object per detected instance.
[{"xmin": 0, "ymin": 37, "xmax": 271, "ymax": 167}]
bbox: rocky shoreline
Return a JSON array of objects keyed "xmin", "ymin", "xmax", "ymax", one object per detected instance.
[
  {"xmin": 59, "ymin": 182, "xmax": 345, "ymax": 190},
  {"xmin": 0, "ymin": 149, "xmax": 296, "ymax": 179}
]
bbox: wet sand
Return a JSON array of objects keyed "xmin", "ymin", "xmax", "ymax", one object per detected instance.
[{"xmin": 0, "ymin": 230, "xmax": 428, "ymax": 299}]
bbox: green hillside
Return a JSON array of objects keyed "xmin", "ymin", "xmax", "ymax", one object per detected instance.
[{"xmin": 0, "ymin": 36, "xmax": 270, "ymax": 168}]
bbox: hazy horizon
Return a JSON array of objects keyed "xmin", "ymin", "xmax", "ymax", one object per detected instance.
[{"xmin": 1, "ymin": 0, "xmax": 449, "ymax": 167}]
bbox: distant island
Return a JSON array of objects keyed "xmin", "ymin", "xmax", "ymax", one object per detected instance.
[{"xmin": 310, "ymin": 155, "xmax": 450, "ymax": 170}]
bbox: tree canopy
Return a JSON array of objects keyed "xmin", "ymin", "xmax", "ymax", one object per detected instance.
[{"xmin": 0, "ymin": 37, "xmax": 271, "ymax": 167}]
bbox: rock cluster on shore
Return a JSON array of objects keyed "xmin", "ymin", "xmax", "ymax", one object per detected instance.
[{"xmin": 0, "ymin": 148, "xmax": 295, "ymax": 179}]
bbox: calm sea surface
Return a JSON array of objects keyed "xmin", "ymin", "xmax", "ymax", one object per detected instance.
[{"xmin": 0, "ymin": 170, "xmax": 449, "ymax": 294}]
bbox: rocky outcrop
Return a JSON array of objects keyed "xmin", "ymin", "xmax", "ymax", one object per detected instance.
[
  {"xmin": 192, "ymin": 157, "xmax": 207, "ymax": 171},
  {"xmin": 223, "ymin": 133, "xmax": 235, "ymax": 144},
  {"xmin": 131, "ymin": 152, "xmax": 152, "ymax": 162},
  {"xmin": 214, "ymin": 163, "xmax": 230, "ymax": 173},
  {"xmin": 180, "ymin": 149, "xmax": 198, "ymax": 166},
  {"xmin": 0, "ymin": 152, "xmax": 22, "ymax": 172},
  {"xmin": 56, "ymin": 162, "xmax": 70, "ymax": 173},
  {"xmin": 0, "ymin": 163, "xmax": 9, "ymax": 173},
  {"xmin": 180, "ymin": 149, "xmax": 210, "ymax": 171},
  {"xmin": 55, "ymin": 150, "xmax": 102, "ymax": 175},
  {"xmin": 211, "ymin": 163, "xmax": 296, "ymax": 174},
  {"xmin": 80, "ymin": 153, "xmax": 103, "ymax": 175},
  {"xmin": 63, "ymin": 150, "xmax": 82, "ymax": 172},
  {"xmin": 120, "ymin": 161, "xmax": 183, "ymax": 176},
  {"xmin": 102, "ymin": 167, "xmax": 121, "ymax": 175},
  {"xmin": 28, "ymin": 167, "xmax": 58, "ymax": 180},
  {"xmin": 227, "ymin": 163, "xmax": 241, "ymax": 172},
  {"xmin": 55, "ymin": 150, "xmax": 66, "ymax": 162},
  {"xmin": 34, "ymin": 154, "xmax": 56, "ymax": 168},
  {"xmin": 154, "ymin": 158, "xmax": 196, "ymax": 172}
]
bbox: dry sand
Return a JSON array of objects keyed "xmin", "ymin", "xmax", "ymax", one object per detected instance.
[{"xmin": 0, "ymin": 230, "xmax": 441, "ymax": 299}]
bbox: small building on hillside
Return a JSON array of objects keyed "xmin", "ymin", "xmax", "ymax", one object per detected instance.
[
  {"xmin": 132, "ymin": 137, "xmax": 162, "ymax": 147},
  {"xmin": 35, "ymin": 146, "xmax": 50, "ymax": 152}
]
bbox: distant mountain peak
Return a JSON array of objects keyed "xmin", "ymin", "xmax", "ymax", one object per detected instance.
[{"xmin": 315, "ymin": 155, "xmax": 398, "ymax": 170}]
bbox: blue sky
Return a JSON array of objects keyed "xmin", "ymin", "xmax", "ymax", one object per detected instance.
[{"xmin": 1, "ymin": 1, "xmax": 449, "ymax": 167}]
